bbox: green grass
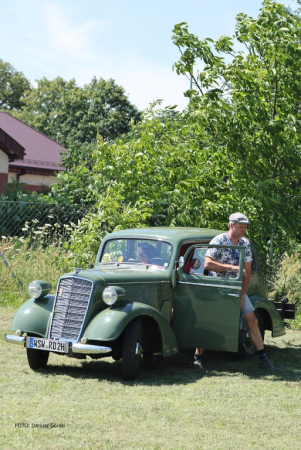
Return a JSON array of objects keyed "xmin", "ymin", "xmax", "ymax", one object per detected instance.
[
  {"xmin": 1, "ymin": 307, "xmax": 301, "ymax": 450},
  {"xmin": 1, "ymin": 238, "xmax": 301, "ymax": 448}
]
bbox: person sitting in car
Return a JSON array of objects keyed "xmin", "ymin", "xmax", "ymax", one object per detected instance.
[{"xmin": 137, "ymin": 243, "xmax": 158, "ymax": 263}]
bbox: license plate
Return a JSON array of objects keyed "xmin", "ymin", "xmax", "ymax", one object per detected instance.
[{"xmin": 26, "ymin": 337, "xmax": 69, "ymax": 353}]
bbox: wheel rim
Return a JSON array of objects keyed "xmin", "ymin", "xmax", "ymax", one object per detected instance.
[{"xmin": 135, "ymin": 342, "xmax": 142, "ymax": 356}]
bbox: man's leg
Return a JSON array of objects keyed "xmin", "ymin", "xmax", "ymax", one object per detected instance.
[
  {"xmin": 243, "ymin": 310, "xmax": 274, "ymax": 369},
  {"xmin": 243, "ymin": 312, "xmax": 263, "ymax": 350},
  {"xmin": 193, "ymin": 348, "xmax": 205, "ymax": 371}
]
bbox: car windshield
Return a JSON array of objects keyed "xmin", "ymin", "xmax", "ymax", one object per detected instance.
[{"xmin": 100, "ymin": 239, "xmax": 173, "ymax": 268}]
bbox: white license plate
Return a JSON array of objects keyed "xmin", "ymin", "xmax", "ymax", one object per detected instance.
[{"xmin": 26, "ymin": 337, "xmax": 69, "ymax": 353}]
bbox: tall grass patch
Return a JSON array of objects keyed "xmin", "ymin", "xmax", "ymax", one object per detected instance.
[{"xmin": 0, "ymin": 223, "xmax": 68, "ymax": 308}]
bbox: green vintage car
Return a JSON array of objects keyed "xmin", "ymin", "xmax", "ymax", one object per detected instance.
[{"xmin": 4, "ymin": 227, "xmax": 294, "ymax": 380}]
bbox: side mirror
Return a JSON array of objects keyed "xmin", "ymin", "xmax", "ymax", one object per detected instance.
[
  {"xmin": 178, "ymin": 256, "xmax": 184, "ymax": 268},
  {"xmin": 88, "ymin": 263, "xmax": 94, "ymax": 269}
]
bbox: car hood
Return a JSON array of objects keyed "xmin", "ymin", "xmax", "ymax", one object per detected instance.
[{"xmin": 64, "ymin": 264, "xmax": 172, "ymax": 286}]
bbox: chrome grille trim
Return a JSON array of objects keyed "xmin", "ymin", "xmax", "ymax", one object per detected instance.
[{"xmin": 49, "ymin": 277, "xmax": 93, "ymax": 342}]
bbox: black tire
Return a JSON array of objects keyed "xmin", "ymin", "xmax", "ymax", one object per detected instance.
[
  {"xmin": 238, "ymin": 310, "xmax": 265, "ymax": 359},
  {"xmin": 122, "ymin": 319, "xmax": 143, "ymax": 381},
  {"xmin": 143, "ymin": 351, "xmax": 154, "ymax": 369},
  {"xmin": 26, "ymin": 347, "xmax": 49, "ymax": 369},
  {"xmin": 112, "ymin": 351, "xmax": 122, "ymax": 361}
]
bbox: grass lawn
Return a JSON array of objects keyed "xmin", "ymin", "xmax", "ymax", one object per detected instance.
[{"xmin": 1, "ymin": 306, "xmax": 301, "ymax": 450}]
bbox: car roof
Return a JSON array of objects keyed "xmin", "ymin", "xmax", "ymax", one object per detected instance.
[{"xmin": 104, "ymin": 227, "xmax": 223, "ymax": 245}]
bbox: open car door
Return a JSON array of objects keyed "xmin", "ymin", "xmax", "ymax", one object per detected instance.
[{"xmin": 173, "ymin": 244, "xmax": 245, "ymax": 352}]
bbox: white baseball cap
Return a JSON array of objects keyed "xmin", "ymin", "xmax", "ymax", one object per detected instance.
[{"xmin": 229, "ymin": 212, "xmax": 250, "ymax": 225}]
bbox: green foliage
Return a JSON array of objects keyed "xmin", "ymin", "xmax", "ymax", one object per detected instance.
[
  {"xmin": 64, "ymin": 1, "xmax": 301, "ymax": 274},
  {"xmin": 64, "ymin": 102, "xmax": 242, "ymax": 266},
  {"xmin": 50, "ymin": 141, "xmax": 98, "ymax": 205},
  {"xmin": 0, "ymin": 59, "xmax": 31, "ymax": 111},
  {"xmin": 172, "ymin": 0, "xmax": 301, "ymax": 262},
  {"xmin": 64, "ymin": 197, "xmax": 152, "ymax": 268},
  {"xmin": 270, "ymin": 252, "xmax": 301, "ymax": 306},
  {"xmin": 14, "ymin": 76, "xmax": 141, "ymax": 146},
  {"xmin": 0, "ymin": 180, "xmax": 54, "ymax": 237},
  {"xmin": 0, "ymin": 180, "xmax": 89, "ymax": 239},
  {"xmin": 0, "ymin": 233, "xmax": 65, "ymax": 307},
  {"xmin": 2, "ymin": 178, "xmax": 31, "ymax": 200},
  {"xmin": 269, "ymin": 250, "xmax": 301, "ymax": 330}
]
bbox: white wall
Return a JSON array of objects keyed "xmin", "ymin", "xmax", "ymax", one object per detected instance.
[
  {"xmin": 0, "ymin": 151, "xmax": 9, "ymax": 173},
  {"xmin": 7, "ymin": 172, "xmax": 59, "ymax": 186}
]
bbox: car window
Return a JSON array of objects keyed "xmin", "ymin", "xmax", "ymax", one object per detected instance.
[
  {"xmin": 183, "ymin": 248, "xmax": 207, "ymax": 275},
  {"xmin": 184, "ymin": 245, "xmax": 244, "ymax": 279},
  {"xmin": 100, "ymin": 238, "xmax": 173, "ymax": 267}
]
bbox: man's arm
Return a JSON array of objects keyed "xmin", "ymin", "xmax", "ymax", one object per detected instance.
[
  {"xmin": 204, "ymin": 256, "xmax": 239, "ymax": 274},
  {"xmin": 241, "ymin": 260, "xmax": 252, "ymax": 302}
]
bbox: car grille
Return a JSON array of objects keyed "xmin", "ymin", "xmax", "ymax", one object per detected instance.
[{"xmin": 49, "ymin": 277, "xmax": 92, "ymax": 341}]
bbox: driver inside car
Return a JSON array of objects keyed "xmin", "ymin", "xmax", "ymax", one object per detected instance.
[{"xmin": 137, "ymin": 242, "xmax": 158, "ymax": 263}]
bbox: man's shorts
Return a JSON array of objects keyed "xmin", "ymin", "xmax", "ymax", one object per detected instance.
[{"xmin": 241, "ymin": 294, "xmax": 255, "ymax": 317}]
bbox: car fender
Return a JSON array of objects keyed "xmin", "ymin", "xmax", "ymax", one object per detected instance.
[
  {"xmin": 84, "ymin": 302, "xmax": 178, "ymax": 356},
  {"xmin": 250, "ymin": 295, "xmax": 285, "ymax": 337},
  {"xmin": 10, "ymin": 295, "xmax": 55, "ymax": 338}
]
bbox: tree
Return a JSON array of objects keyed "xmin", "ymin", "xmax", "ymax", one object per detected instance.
[
  {"xmin": 16, "ymin": 76, "xmax": 141, "ymax": 145},
  {"xmin": 59, "ymin": 0, "xmax": 301, "ymax": 271},
  {"xmin": 172, "ymin": 0, "xmax": 301, "ymax": 260},
  {"xmin": 0, "ymin": 59, "xmax": 31, "ymax": 111},
  {"xmin": 83, "ymin": 77, "xmax": 141, "ymax": 141},
  {"xmin": 63, "ymin": 103, "xmax": 234, "ymax": 266}
]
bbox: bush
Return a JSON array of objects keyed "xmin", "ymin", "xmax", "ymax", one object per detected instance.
[{"xmin": 269, "ymin": 252, "xmax": 301, "ymax": 330}]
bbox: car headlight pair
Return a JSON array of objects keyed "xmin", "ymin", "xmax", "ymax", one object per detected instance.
[
  {"xmin": 28, "ymin": 280, "xmax": 52, "ymax": 299},
  {"xmin": 102, "ymin": 286, "xmax": 126, "ymax": 306}
]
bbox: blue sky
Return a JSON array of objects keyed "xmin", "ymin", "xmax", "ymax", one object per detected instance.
[{"xmin": 0, "ymin": 0, "xmax": 298, "ymax": 110}]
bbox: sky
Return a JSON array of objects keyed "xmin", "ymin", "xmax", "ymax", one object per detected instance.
[{"xmin": 0, "ymin": 0, "xmax": 298, "ymax": 111}]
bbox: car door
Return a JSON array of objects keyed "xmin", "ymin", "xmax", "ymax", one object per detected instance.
[{"xmin": 172, "ymin": 244, "xmax": 245, "ymax": 352}]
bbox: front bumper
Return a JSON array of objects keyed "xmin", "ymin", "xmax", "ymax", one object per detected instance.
[
  {"xmin": 3, "ymin": 334, "xmax": 25, "ymax": 345},
  {"xmin": 3, "ymin": 334, "xmax": 112, "ymax": 355}
]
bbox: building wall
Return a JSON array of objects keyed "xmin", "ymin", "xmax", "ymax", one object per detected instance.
[
  {"xmin": 7, "ymin": 172, "xmax": 59, "ymax": 192},
  {"xmin": 0, "ymin": 151, "xmax": 9, "ymax": 193},
  {"xmin": 0, "ymin": 150, "xmax": 9, "ymax": 173},
  {"xmin": 8, "ymin": 172, "xmax": 58, "ymax": 186}
]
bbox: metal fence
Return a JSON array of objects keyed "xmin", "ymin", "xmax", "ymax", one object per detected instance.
[{"xmin": 0, "ymin": 201, "xmax": 91, "ymax": 239}]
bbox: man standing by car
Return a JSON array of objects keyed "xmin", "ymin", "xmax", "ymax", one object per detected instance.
[{"xmin": 193, "ymin": 212, "xmax": 275, "ymax": 371}]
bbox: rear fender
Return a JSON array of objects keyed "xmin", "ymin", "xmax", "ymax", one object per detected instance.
[
  {"xmin": 249, "ymin": 295, "xmax": 285, "ymax": 337},
  {"xmin": 10, "ymin": 295, "xmax": 54, "ymax": 338},
  {"xmin": 83, "ymin": 302, "xmax": 178, "ymax": 357}
]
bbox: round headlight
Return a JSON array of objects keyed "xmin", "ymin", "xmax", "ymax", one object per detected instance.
[
  {"xmin": 28, "ymin": 281, "xmax": 43, "ymax": 299},
  {"xmin": 28, "ymin": 280, "xmax": 52, "ymax": 299},
  {"xmin": 102, "ymin": 287, "xmax": 118, "ymax": 306}
]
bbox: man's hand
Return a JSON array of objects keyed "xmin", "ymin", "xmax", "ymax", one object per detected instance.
[{"xmin": 230, "ymin": 266, "xmax": 247, "ymax": 277}]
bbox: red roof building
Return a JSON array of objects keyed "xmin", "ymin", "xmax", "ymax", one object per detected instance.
[{"xmin": 0, "ymin": 112, "xmax": 66, "ymax": 193}]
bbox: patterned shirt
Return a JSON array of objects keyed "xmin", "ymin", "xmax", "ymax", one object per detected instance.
[{"xmin": 206, "ymin": 232, "xmax": 252, "ymax": 278}]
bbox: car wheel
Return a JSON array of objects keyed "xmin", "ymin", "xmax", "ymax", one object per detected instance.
[
  {"xmin": 122, "ymin": 318, "xmax": 143, "ymax": 381},
  {"xmin": 238, "ymin": 310, "xmax": 265, "ymax": 359},
  {"xmin": 143, "ymin": 351, "xmax": 154, "ymax": 368},
  {"xmin": 26, "ymin": 347, "xmax": 49, "ymax": 369},
  {"xmin": 112, "ymin": 351, "xmax": 122, "ymax": 361}
]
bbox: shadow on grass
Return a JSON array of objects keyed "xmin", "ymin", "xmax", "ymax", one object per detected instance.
[{"xmin": 37, "ymin": 341, "xmax": 301, "ymax": 386}]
